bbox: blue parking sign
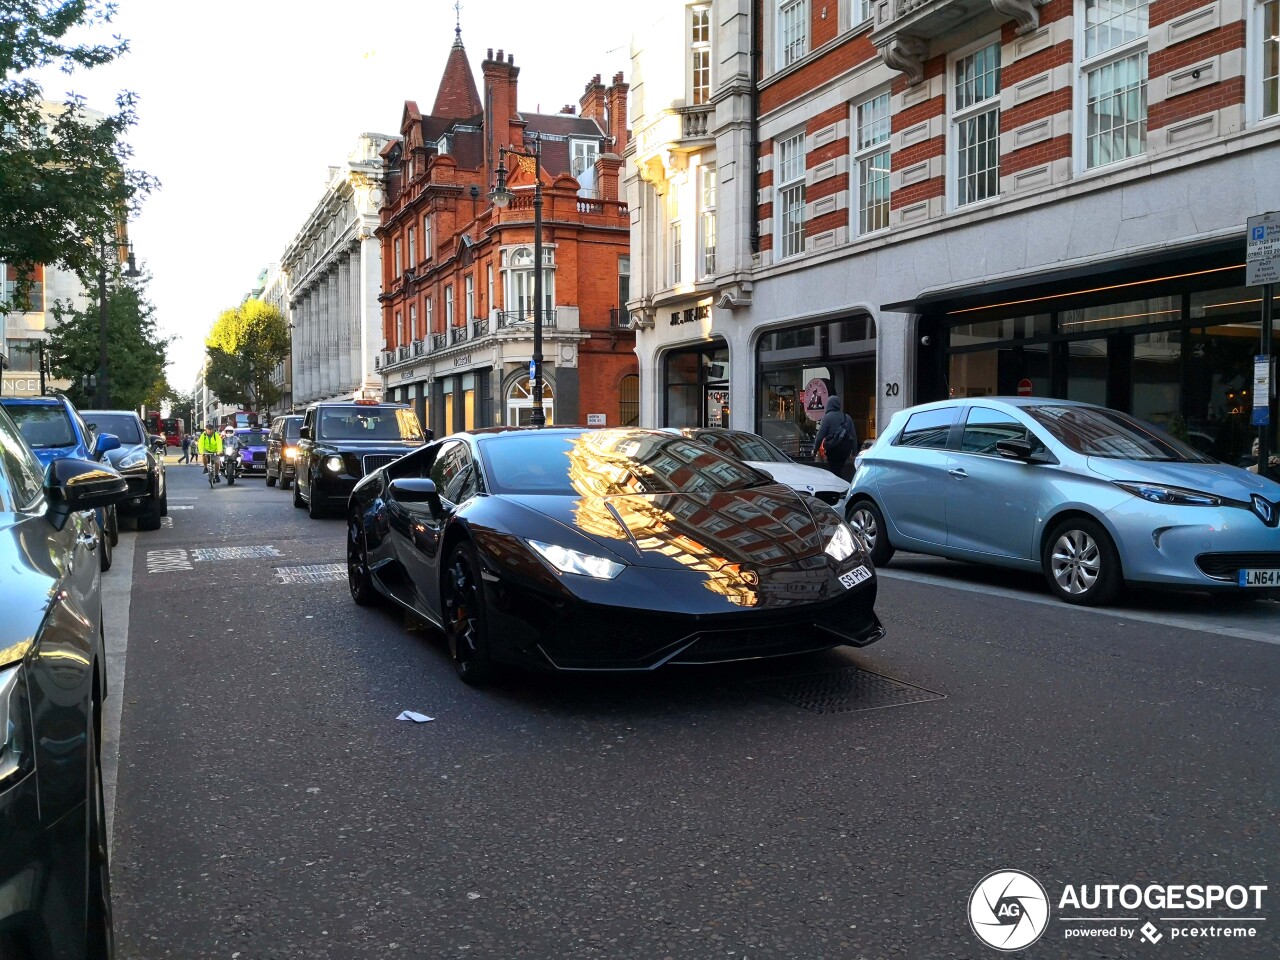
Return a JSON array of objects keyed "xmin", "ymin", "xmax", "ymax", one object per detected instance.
[{"xmin": 1253, "ymin": 226, "xmax": 1267, "ymax": 241}]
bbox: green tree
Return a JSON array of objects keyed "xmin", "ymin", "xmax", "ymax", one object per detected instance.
[
  {"xmin": 47, "ymin": 268, "xmax": 168, "ymax": 409},
  {"xmin": 204, "ymin": 299, "xmax": 289, "ymax": 411},
  {"xmin": 1, "ymin": 1, "xmax": 158, "ymax": 310}
]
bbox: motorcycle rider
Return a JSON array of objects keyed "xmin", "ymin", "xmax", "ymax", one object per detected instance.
[
  {"xmin": 222, "ymin": 427, "xmax": 242, "ymax": 479},
  {"xmin": 198, "ymin": 423, "xmax": 223, "ymax": 483}
]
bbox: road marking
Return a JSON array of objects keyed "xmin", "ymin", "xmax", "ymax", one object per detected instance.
[
  {"xmin": 275, "ymin": 563, "xmax": 346, "ymax": 585},
  {"xmin": 191, "ymin": 545, "xmax": 283, "ymax": 561},
  {"xmin": 877, "ymin": 567, "xmax": 1280, "ymax": 647},
  {"xmin": 146, "ymin": 548, "xmax": 192, "ymax": 573},
  {"xmin": 168, "ymin": 504, "xmax": 194, "ymax": 510},
  {"xmin": 160, "ymin": 516, "xmax": 173, "ymax": 528}
]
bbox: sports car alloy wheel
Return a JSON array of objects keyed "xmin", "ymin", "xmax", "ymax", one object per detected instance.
[
  {"xmin": 347, "ymin": 515, "xmax": 377, "ymax": 606},
  {"xmin": 1043, "ymin": 518, "xmax": 1120, "ymax": 606},
  {"xmin": 847, "ymin": 500, "xmax": 894, "ymax": 566},
  {"xmin": 442, "ymin": 542, "xmax": 494, "ymax": 684}
]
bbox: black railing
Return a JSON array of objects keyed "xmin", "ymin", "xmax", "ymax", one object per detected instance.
[
  {"xmin": 472, "ymin": 317, "xmax": 490, "ymax": 338},
  {"xmin": 450, "ymin": 324, "xmax": 469, "ymax": 345},
  {"xmin": 497, "ymin": 309, "xmax": 557, "ymax": 329},
  {"xmin": 432, "ymin": 332, "xmax": 448, "ymax": 351}
]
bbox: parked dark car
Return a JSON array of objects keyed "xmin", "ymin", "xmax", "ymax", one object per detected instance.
[
  {"xmin": 294, "ymin": 401, "xmax": 428, "ymax": 519},
  {"xmin": 232, "ymin": 427, "xmax": 270, "ymax": 477},
  {"xmin": 265, "ymin": 415, "xmax": 303, "ymax": 489},
  {"xmin": 0, "ymin": 400, "xmax": 126, "ymax": 959},
  {"xmin": 346, "ymin": 427, "xmax": 884, "ymax": 684},
  {"xmin": 83, "ymin": 410, "xmax": 168, "ymax": 531},
  {"xmin": 0, "ymin": 395, "xmax": 122, "ymax": 570}
]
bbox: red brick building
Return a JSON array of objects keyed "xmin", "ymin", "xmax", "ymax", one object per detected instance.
[{"xmin": 376, "ymin": 31, "xmax": 637, "ymax": 434}]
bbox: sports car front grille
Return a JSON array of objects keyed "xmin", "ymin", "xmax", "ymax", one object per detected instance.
[
  {"xmin": 1195, "ymin": 552, "xmax": 1280, "ymax": 581},
  {"xmin": 362, "ymin": 454, "xmax": 401, "ymax": 476}
]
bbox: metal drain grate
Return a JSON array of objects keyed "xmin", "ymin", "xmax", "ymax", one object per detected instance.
[{"xmin": 752, "ymin": 667, "xmax": 944, "ymax": 714}]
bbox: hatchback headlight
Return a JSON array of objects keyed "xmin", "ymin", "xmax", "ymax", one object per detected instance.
[
  {"xmin": 527, "ymin": 539, "xmax": 625, "ymax": 579},
  {"xmin": 0, "ymin": 664, "xmax": 34, "ymax": 788},
  {"xmin": 119, "ymin": 451, "xmax": 147, "ymax": 469},
  {"xmin": 1116, "ymin": 482, "xmax": 1222, "ymax": 507},
  {"xmin": 824, "ymin": 524, "xmax": 858, "ymax": 562},
  {"xmin": 325, "ymin": 455, "xmax": 345, "ymax": 473}
]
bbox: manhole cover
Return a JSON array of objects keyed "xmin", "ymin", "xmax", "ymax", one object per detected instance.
[
  {"xmin": 275, "ymin": 563, "xmax": 346, "ymax": 585},
  {"xmin": 752, "ymin": 666, "xmax": 944, "ymax": 714}
]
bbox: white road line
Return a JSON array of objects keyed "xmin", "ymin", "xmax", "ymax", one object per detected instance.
[
  {"xmin": 877, "ymin": 567, "xmax": 1280, "ymax": 647},
  {"xmin": 101, "ymin": 532, "xmax": 136, "ymax": 855}
]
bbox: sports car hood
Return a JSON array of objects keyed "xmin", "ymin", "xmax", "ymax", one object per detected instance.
[
  {"xmin": 1086, "ymin": 457, "xmax": 1280, "ymax": 499},
  {"xmin": 521, "ymin": 485, "xmax": 832, "ymax": 572}
]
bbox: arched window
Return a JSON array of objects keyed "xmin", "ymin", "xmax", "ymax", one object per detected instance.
[
  {"xmin": 501, "ymin": 246, "xmax": 555, "ymax": 322},
  {"xmin": 506, "ymin": 375, "xmax": 555, "ymax": 426}
]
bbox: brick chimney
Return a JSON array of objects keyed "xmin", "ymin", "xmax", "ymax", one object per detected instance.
[
  {"xmin": 579, "ymin": 74, "xmax": 606, "ymax": 128},
  {"xmin": 483, "ymin": 49, "xmax": 523, "ymax": 180},
  {"xmin": 605, "ymin": 72, "xmax": 630, "ymax": 152}
]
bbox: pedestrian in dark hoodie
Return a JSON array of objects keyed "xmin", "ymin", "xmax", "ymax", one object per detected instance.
[{"xmin": 811, "ymin": 395, "xmax": 857, "ymax": 477}]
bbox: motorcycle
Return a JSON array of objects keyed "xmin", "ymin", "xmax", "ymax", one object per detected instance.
[{"xmin": 222, "ymin": 447, "xmax": 242, "ymax": 485}]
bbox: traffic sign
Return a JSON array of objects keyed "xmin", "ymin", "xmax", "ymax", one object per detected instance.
[
  {"xmin": 1246, "ymin": 212, "xmax": 1280, "ymax": 286},
  {"xmin": 1017, "ymin": 378, "xmax": 1034, "ymax": 397}
]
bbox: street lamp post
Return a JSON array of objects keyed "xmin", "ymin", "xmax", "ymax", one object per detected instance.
[
  {"xmin": 97, "ymin": 237, "xmax": 140, "ymax": 408},
  {"xmin": 488, "ymin": 137, "xmax": 546, "ymax": 427}
]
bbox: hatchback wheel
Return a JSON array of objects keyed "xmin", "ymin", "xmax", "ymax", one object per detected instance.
[
  {"xmin": 846, "ymin": 499, "xmax": 894, "ymax": 566},
  {"xmin": 442, "ymin": 541, "xmax": 495, "ymax": 685},
  {"xmin": 1042, "ymin": 517, "xmax": 1121, "ymax": 606}
]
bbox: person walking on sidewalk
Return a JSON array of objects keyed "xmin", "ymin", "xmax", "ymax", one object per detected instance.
[
  {"xmin": 811, "ymin": 395, "xmax": 857, "ymax": 478},
  {"xmin": 180, "ymin": 433, "xmax": 191, "ymax": 464}
]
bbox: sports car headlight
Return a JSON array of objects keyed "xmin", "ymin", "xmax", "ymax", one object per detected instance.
[
  {"xmin": 824, "ymin": 524, "xmax": 858, "ymax": 563},
  {"xmin": 118, "ymin": 451, "xmax": 147, "ymax": 469},
  {"xmin": 1116, "ymin": 482, "xmax": 1222, "ymax": 507},
  {"xmin": 284, "ymin": 447, "xmax": 297, "ymax": 460},
  {"xmin": 0, "ymin": 664, "xmax": 34, "ymax": 787},
  {"xmin": 527, "ymin": 539, "xmax": 625, "ymax": 579},
  {"xmin": 324, "ymin": 455, "xmax": 345, "ymax": 473}
]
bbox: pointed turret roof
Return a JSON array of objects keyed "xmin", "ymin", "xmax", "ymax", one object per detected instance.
[{"xmin": 432, "ymin": 34, "xmax": 482, "ymax": 120}]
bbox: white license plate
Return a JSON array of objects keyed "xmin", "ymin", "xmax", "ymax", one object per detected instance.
[
  {"xmin": 1239, "ymin": 568, "xmax": 1280, "ymax": 587},
  {"xmin": 839, "ymin": 565, "xmax": 873, "ymax": 590}
]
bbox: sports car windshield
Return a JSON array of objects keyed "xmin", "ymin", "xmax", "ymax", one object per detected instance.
[
  {"xmin": 479, "ymin": 431, "xmax": 776, "ymax": 497},
  {"xmin": 1023, "ymin": 405, "xmax": 1213, "ymax": 463},
  {"xmin": 4, "ymin": 405, "xmax": 75, "ymax": 448},
  {"xmin": 86, "ymin": 414, "xmax": 142, "ymax": 444}
]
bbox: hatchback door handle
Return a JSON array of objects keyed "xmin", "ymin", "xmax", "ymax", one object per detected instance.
[{"xmin": 948, "ymin": 468, "xmax": 968, "ymax": 479}]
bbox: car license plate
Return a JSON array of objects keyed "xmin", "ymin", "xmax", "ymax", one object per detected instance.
[
  {"xmin": 839, "ymin": 565, "xmax": 872, "ymax": 589},
  {"xmin": 1238, "ymin": 568, "xmax": 1280, "ymax": 587}
]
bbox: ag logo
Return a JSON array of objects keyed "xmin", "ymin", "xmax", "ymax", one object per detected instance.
[{"xmin": 968, "ymin": 870, "xmax": 1050, "ymax": 951}]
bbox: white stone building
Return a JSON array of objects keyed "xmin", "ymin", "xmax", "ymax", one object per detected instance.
[{"xmin": 281, "ymin": 134, "xmax": 395, "ymax": 408}]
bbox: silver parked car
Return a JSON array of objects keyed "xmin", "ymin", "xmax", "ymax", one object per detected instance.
[{"xmin": 846, "ymin": 398, "xmax": 1280, "ymax": 605}]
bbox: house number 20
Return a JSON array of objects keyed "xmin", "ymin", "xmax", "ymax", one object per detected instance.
[{"xmin": 884, "ymin": 382, "xmax": 900, "ymax": 397}]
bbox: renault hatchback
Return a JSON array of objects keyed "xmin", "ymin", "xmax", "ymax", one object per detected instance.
[{"xmin": 846, "ymin": 398, "xmax": 1280, "ymax": 605}]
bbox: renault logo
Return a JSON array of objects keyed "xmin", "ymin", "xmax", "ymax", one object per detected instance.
[{"xmin": 1251, "ymin": 494, "xmax": 1277, "ymax": 527}]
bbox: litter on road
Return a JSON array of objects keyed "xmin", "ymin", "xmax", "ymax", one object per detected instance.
[{"xmin": 396, "ymin": 711, "xmax": 434, "ymax": 723}]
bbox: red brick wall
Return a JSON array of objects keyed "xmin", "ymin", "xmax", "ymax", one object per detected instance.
[
  {"xmin": 760, "ymin": 34, "xmax": 877, "ymax": 113},
  {"xmin": 1149, "ymin": 76, "xmax": 1245, "ymax": 129}
]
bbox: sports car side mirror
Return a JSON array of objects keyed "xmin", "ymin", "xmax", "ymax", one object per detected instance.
[{"xmin": 388, "ymin": 478, "xmax": 444, "ymax": 515}]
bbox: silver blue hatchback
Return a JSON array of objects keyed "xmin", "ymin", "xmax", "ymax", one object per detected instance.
[{"xmin": 846, "ymin": 398, "xmax": 1280, "ymax": 605}]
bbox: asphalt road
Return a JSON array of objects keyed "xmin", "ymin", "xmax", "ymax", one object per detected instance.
[{"xmin": 106, "ymin": 459, "xmax": 1280, "ymax": 959}]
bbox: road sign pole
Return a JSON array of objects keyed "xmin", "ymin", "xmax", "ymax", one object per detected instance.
[{"xmin": 1260, "ymin": 284, "xmax": 1274, "ymax": 475}]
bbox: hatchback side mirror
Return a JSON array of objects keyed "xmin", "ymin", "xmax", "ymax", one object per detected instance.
[
  {"xmin": 45, "ymin": 457, "xmax": 128, "ymax": 515},
  {"xmin": 996, "ymin": 438, "xmax": 1034, "ymax": 461}
]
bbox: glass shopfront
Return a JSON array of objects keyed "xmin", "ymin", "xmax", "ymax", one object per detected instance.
[
  {"xmin": 925, "ymin": 258, "xmax": 1277, "ymax": 468},
  {"xmin": 663, "ymin": 339, "xmax": 730, "ymax": 428},
  {"xmin": 755, "ymin": 316, "xmax": 877, "ymax": 460}
]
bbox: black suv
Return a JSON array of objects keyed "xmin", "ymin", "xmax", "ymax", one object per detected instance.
[
  {"xmin": 293, "ymin": 401, "xmax": 428, "ymax": 518},
  {"xmin": 265, "ymin": 415, "xmax": 303, "ymax": 489}
]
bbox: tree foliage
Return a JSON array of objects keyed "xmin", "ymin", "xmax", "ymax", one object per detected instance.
[
  {"xmin": 47, "ymin": 267, "xmax": 168, "ymax": 410},
  {"xmin": 1, "ymin": 1, "xmax": 158, "ymax": 309},
  {"xmin": 204, "ymin": 300, "xmax": 290, "ymax": 411}
]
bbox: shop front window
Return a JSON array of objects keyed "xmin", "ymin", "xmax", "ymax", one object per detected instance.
[{"xmin": 664, "ymin": 341, "xmax": 729, "ymax": 429}]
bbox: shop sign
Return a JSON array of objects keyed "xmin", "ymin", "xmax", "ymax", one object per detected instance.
[
  {"xmin": 801, "ymin": 378, "xmax": 833, "ymax": 421},
  {"xmin": 453, "ymin": 354, "xmax": 472, "ymax": 368},
  {"xmin": 1254, "ymin": 355, "xmax": 1273, "ymax": 426},
  {"xmin": 706, "ymin": 388, "xmax": 730, "ymax": 426},
  {"xmin": 1246, "ymin": 212, "xmax": 1280, "ymax": 286}
]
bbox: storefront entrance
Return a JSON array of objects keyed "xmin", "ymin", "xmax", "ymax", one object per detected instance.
[
  {"xmin": 755, "ymin": 316, "xmax": 877, "ymax": 460},
  {"xmin": 663, "ymin": 340, "xmax": 729, "ymax": 428}
]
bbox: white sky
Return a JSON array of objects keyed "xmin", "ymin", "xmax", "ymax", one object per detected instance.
[{"xmin": 33, "ymin": 0, "xmax": 633, "ymax": 390}]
